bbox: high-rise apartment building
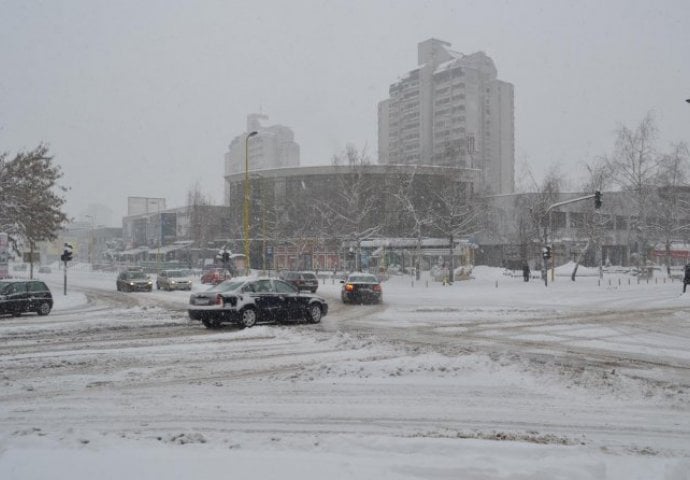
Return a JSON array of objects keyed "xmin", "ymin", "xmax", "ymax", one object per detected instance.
[
  {"xmin": 378, "ymin": 39, "xmax": 514, "ymax": 193},
  {"xmin": 224, "ymin": 113, "xmax": 300, "ymax": 176}
]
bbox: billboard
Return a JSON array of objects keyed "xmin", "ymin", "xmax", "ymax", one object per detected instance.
[{"xmin": 127, "ymin": 197, "xmax": 166, "ymax": 216}]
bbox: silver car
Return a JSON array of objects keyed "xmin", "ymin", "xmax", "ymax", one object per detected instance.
[{"xmin": 156, "ymin": 269, "xmax": 193, "ymax": 291}]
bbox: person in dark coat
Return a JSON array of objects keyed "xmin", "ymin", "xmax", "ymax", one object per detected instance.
[
  {"xmin": 683, "ymin": 264, "xmax": 690, "ymax": 293},
  {"xmin": 522, "ymin": 264, "xmax": 530, "ymax": 282}
]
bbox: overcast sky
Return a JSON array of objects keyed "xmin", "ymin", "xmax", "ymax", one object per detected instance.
[{"xmin": 1, "ymin": 0, "xmax": 688, "ymax": 227}]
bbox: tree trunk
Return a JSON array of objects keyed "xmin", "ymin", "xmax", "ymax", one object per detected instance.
[{"xmin": 570, "ymin": 239, "xmax": 591, "ymax": 282}]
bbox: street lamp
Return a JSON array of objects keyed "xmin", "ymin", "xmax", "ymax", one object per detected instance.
[{"xmin": 243, "ymin": 130, "xmax": 258, "ymax": 273}]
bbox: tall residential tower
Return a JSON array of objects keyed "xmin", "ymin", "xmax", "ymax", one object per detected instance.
[{"xmin": 378, "ymin": 39, "xmax": 514, "ymax": 193}]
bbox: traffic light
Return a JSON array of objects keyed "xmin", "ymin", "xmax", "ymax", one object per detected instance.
[
  {"xmin": 594, "ymin": 190, "xmax": 602, "ymax": 209},
  {"xmin": 222, "ymin": 250, "xmax": 230, "ymax": 263},
  {"xmin": 61, "ymin": 243, "xmax": 73, "ymax": 262},
  {"xmin": 542, "ymin": 246, "xmax": 551, "ymax": 259}
]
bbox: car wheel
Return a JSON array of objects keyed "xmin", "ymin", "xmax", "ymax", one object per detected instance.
[
  {"xmin": 156, "ymin": 283, "xmax": 160, "ymax": 290},
  {"xmin": 36, "ymin": 302, "xmax": 51, "ymax": 316},
  {"xmin": 116, "ymin": 284, "xmax": 121, "ymax": 292},
  {"xmin": 307, "ymin": 304, "xmax": 322, "ymax": 324},
  {"xmin": 11, "ymin": 311, "xmax": 21, "ymax": 317},
  {"xmin": 240, "ymin": 307, "xmax": 257, "ymax": 328}
]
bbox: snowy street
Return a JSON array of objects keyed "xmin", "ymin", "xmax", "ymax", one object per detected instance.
[{"xmin": 1, "ymin": 266, "xmax": 689, "ymax": 479}]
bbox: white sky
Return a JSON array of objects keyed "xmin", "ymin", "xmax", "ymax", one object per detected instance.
[{"xmin": 1, "ymin": 0, "xmax": 689, "ymax": 226}]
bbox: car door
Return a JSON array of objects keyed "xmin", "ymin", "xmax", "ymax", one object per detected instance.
[
  {"xmin": 7, "ymin": 282, "xmax": 29, "ymax": 314},
  {"xmin": 251, "ymin": 279, "xmax": 285, "ymax": 322},
  {"xmin": 27, "ymin": 281, "xmax": 50, "ymax": 311},
  {"xmin": 274, "ymin": 279, "xmax": 304, "ymax": 321}
]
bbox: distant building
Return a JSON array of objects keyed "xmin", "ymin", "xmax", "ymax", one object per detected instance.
[
  {"xmin": 127, "ymin": 196, "xmax": 166, "ymax": 216},
  {"xmin": 224, "ymin": 113, "xmax": 300, "ymax": 176},
  {"xmin": 378, "ymin": 38, "xmax": 515, "ymax": 194}
]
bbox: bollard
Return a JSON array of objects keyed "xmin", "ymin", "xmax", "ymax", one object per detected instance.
[
  {"xmin": 426, "ymin": 281, "xmax": 429, "ymax": 288},
  {"xmin": 628, "ymin": 278, "xmax": 630, "ymax": 285},
  {"xmin": 609, "ymin": 279, "xmax": 611, "ymax": 286},
  {"xmin": 618, "ymin": 278, "xmax": 621, "ymax": 286},
  {"xmin": 495, "ymin": 280, "xmax": 498, "ymax": 288},
  {"xmin": 598, "ymin": 279, "xmax": 600, "ymax": 287}
]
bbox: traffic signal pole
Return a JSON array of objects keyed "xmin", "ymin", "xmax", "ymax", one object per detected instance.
[
  {"xmin": 542, "ymin": 192, "xmax": 602, "ymax": 287},
  {"xmin": 61, "ymin": 243, "xmax": 73, "ymax": 295}
]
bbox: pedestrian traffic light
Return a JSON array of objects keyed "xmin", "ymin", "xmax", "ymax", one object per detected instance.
[
  {"xmin": 222, "ymin": 250, "xmax": 230, "ymax": 263},
  {"xmin": 594, "ymin": 190, "xmax": 602, "ymax": 209},
  {"xmin": 542, "ymin": 246, "xmax": 551, "ymax": 259}
]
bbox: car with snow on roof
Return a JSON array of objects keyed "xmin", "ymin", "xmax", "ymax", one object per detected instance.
[{"xmin": 188, "ymin": 276, "xmax": 328, "ymax": 329}]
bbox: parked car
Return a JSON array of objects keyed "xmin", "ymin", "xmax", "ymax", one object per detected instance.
[
  {"xmin": 341, "ymin": 273, "xmax": 383, "ymax": 304},
  {"xmin": 279, "ymin": 271, "xmax": 319, "ymax": 293},
  {"xmin": 38, "ymin": 266, "xmax": 52, "ymax": 274},
  {"xmin": 116, "ymin": 270, "xmax": 153, "ymax": 292},
  {"xmin": 200, "ymin": 267, "xmax": 232, "ymax": 285},
  {"xmin": 0, "ymin": 279, "xmax": 53, "ymax": 317},
  {"xmin": 156, "ymin": 269, "xmax": 192, "ymax": 291},
  {"xmin": 188, "ymin": 277, "xmax": 328, "ymax": 329}
]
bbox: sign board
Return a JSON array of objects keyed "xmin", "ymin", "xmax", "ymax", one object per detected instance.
[{"xmin": 23, "ymin": 252, "xmax": 41, "ymax": 263}]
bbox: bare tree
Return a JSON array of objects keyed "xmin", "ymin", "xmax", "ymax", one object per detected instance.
[
  {"xmin": 320, "ymin": 145, "xmax": 382, "ymax": 271},
  {"xmin": 605, "ymin": 112, "xmax": 661, "ymax": 266},
  {"xmin": 392, "ymin": 167, "xmax": 435, "ymax": 279},
  {"xmin": 430, "ymin": 179, "xmax": 483, "ymax": 281},
  {"xmin": 650, "ymin": 142, "xmax": 690, "ymax": 273}
]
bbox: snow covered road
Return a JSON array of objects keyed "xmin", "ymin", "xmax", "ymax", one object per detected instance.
[{"xmin": 1, "ymin": 266, "xmax": 689, "ymax": 479}]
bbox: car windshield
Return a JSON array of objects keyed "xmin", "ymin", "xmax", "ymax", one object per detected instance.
[
  {"xmin": 167, "ymin": 271, "xmax": 186, "ymax": 278},
  {"xmin": 0, "ymin": 282, "xmax": 12, "ymax": 294},
  {"xmin": 129, "ymin": 272, "xmax": 147, "ymax": 279},
  {"xmin": 348, "ymin": 275, "xmax": 378, "ymax": 283}
]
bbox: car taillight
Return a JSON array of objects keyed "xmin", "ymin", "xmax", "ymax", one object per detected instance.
[
  {"xmin": 345, "ymin": 284, "xmax": 354, "ymax": 292},
  {"xmin": 373, "ymin": 284, "xmax": 382, "ymax": 292},
  {"xmin": 215, "ymin": 294, "xmax": 224, "ymax": 305}
]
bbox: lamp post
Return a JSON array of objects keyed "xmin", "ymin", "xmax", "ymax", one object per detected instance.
[
  {"xmin": 243, "ymin": 130, "xmax": 258, "ymax": 273},
  {"xmin": 85, "ymin": 215, "xmax": 95, "ymax": 265}
]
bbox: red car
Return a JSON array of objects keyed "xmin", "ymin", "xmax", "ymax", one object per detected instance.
[{"xmin": 200, "ymin": 268, "xmax": 231, "ymax": 285}]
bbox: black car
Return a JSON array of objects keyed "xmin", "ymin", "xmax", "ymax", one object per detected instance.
[
  {"xmin": 188, "ymin": 277, "xmax": 328, "ymax": 329},
  {"xmin": 0, "ymin": 279, "xmax": 53, "ymax": 317},
  {"xmin": 279, "ymin": 271, "xmax": 319, "ymax": 293},
  {"xmin": 341, "ymin": 273, "xmax": 383, "ymax": 304},
  {"xmin": 116, "ymin": 270, "xmax": 153, "ymax": 292}
]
